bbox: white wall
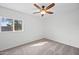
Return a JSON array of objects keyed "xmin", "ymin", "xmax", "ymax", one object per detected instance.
[
  {"xmin": 45, "ymin": 3, "xmax": 79, "ymax": 48},
  {"xmin": 0, "ymin": 6, "xmax": 43, "ymax": 51}
]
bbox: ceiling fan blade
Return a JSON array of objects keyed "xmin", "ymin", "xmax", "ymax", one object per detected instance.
[
  {"xmin": 33, "ymin": 12, "xmax": 40, "ymax": 14},
  {"xmin": 33, "ymin": 4, "xmax": 41, "ymax": 9},
  {"xmin": 46, "ymin": 3, "xmax": 55, "ymax": 10},
  {"xmin": 46, "ymin": 11, "xmax": 54, "ymax": 14}
]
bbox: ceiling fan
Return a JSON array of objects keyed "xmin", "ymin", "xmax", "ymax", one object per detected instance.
[{"xmin": 33, "ymin": 3, "xmax": 55, "ymax": 16}]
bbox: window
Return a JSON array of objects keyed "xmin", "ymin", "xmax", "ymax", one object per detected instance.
[
  {"xmin": 0, "ymin": 17, "xmax": 22, "ymax": 32},
  {"xmin": 14, "ymin": 20, "xmax": 22, "ymax": 31}
]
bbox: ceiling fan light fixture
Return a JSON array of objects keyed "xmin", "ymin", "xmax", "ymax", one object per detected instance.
[
  {"xmin": 40, "ymin": 10, "xmax": 46, "ymax": 14},
  {"xmin": 33, "ymin": 3, "xmax": 55, "ymax": 16}
]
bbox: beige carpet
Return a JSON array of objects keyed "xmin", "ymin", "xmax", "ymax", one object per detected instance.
[{"xmin": 0, "ymin": 38, "xmax": 79, "ymax": 55}]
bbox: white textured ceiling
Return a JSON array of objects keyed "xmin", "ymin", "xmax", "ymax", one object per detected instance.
[{"xmin": 0, "ymin": 3, "xmax": 79, "ymax": 17}]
